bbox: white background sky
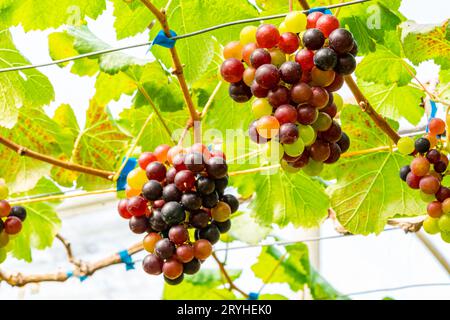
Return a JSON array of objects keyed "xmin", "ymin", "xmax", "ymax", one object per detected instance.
[{"xmin": 0, "ymin": 0, "xmax": 449, "ymax": 300}]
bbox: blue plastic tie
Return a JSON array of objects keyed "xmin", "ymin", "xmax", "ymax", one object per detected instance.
[
  {"xmin": 79, "ymin": 275, "xmax": 88, "ymax": 282},
  {"xmin": 248, "ymin": 292, "xmax": 259, "ymax": 300},
  {"xmin": 308, "ymin": 7, "xmax": 333, "ymax": 15},
  {"xmin": 118, "ymin": 249, "xmax": 135, "ymax": 271},
  {"xmin": 66, "ymin": 271, "xmax": 73, "ymax": 279},
  {"xmin": 116, "ymin": 157, "xmax": 137, "ymax": 191},
  {"xmin": 426, "ymin": 100, "xmax": 438, "ymax": 133},
  {"xmin": 148, "ymin": 29, "xmax": 177, "ymax": 53}
]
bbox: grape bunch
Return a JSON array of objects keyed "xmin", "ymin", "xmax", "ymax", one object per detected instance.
[
  {"xmin": 219, "ymin": 11, "xmax": 354, "ymax": 175},
  {"xmin": 0, "ymin": 180, "xmax": 27, "ymax": 264},
  {"xmin": 397, "ymin": 119, "xmax": 450, "ymax": 243},
  {"xmin": 117, "ymin": 144, "xmax": 239, "ymax": 285}
]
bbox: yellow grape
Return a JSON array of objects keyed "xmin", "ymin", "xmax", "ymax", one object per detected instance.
[
  {"xmin": 333, "ymin": 93, "xmax": 343, "ymax": 111},
  {"xmin": 397, "ymin": 137, "xmax": 415, "ymax": 155},
  {"xmin": 223, "ymin": 41, "xmax": 243, "ymax": 60},
  {"xmin": 422, "ymin": 217, "xmax": 440, "ymax": 235},
  {"xmin": 283, "ymin": 137, "xmax": 305, "ymax": 157},
  {"xmin": 127, "ymin": 167, "xmax": 148, "ymax": 190},
  {"xmin": 265, "ymin": 140, "xmax": 284, "ymax": 162},
  {"xmin": 441, "ymin": 231, "xmax": 450, "ymax": 243},
  {"xmin": 284, "ymin": 11, "xmax": 307, "ymax": 33},
  {"xmin": 240, "ymin": 26, "xmax": 257, "ymax": 45},
  {"xmin": 257, "ymin": 116, "xmax": 280, "ymax": 139},
  {"xmin": 252, "ymin": 98, "xmax": 273, "ymax": 119},
  {"xmin": 281, "ymin": 159, "xmax": 301, "ymax": 173},
  {"xmin": 279, "ymin": 22, "xmax": 288, "ymax": 34},
  {"xmin": 311, "ymin": 67, "xmax": 335, "ymax": 87},
  {"xmin": 211, "ymin": 201, "xmax": 231, "ymax": 222},
  {"xmin": 243, "ymin": 67, "xmax": 256, "ymax": 86},
  {"xmin": 269, "ymin": 48, "xmax": 286, "ymax": 67}
]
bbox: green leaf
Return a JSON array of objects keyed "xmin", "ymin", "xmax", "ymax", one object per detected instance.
[
  {"xmin": 401, "ymin": 20, "xmax": 450, "ymax": 69},
  {"xmin": 163, "ymin": 269, "xmax": 240, "ymax": 300},
  {"xmin": 0, "ymin": 0, "xmax": 105, "ymax": 30},
  {"xmin": 437, "ymin": 69, "xmax": 450, "ymax": 105},
  {"xmin": 309, "ymin": 268, "xmax": 349, "ymax": 300},
  {"xmin": 358, "ymin": 81, "xmax": 425, "ymax": 125},
  {"xmin": 0, "ymin": 30, "xmax": 54, "ymax": 128},
  {"xmin": 111, "ymin": 0, "xmax": 156, "ymax": 40},
  {"xmin": 228, "ymin": 212, "xmax": 272, "ymax": 245},
  {"xmin": 251, "ymin": 244, "xmax": 310, "ymax": 292},
  {"xmin": 8, "ymin": 178, "xmax": 62, "ymax": 262},
  {"xmin": 258, "ymin": 294, "xmax": 289, "ymax": 300},
  {"xmin": 327, "ymin": 106, "xmax": 426, "ymax": 235}
]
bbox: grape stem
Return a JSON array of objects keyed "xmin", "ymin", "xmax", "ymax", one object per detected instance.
[
  {"xmin": 139, "ymin": 0, "xmax": 201, "ymax": 144},
  {"xmin": 0, "ymin": 135, "xmax": 115, "ymax": 181},
  {"xmin": 212, "ymin": 252, "xmax": 249, "ymax": 298}
]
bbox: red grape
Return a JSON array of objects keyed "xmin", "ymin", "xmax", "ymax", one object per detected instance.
[
  {"xmin": 267, "ymin": 85, "xmax": 290, "ymax": 107},
  {"xmin": 220, "ymin": 58, "xmax": 245, "ymax": 83},
  {"xmin": 163, "ymin": 258, "xmax": 184, "ymax": 279},
  {"xmin": 427, "ymin": 201, "xmax": 443, "ymax": 218},
  {"xmin": 138, "ymin": 152, "xmax": 157, "ymax": 170},
  {"xmin": 297, "ymin": 105, "xmax": 319, "ymax": 125},
  {"xmin": 316, "ymin": 14, "xmax": 340, "ymax": 37},
  {"xmin": 176, "ymin": 244, "xmax": 194, "ymax": 263},
  {"xmin": 256, "ymin": 24, "xmax": 280, "ymax": 48},
  {"xmin": 310, "ymin": 140, "xmax": 331, "ymax": 162},
  {"xmin": 274, "ymin": 104, "xmax": 297, "ymax": 124},
  {"xmin": 324, "ymin": 143, "xmax": 341, "ymax": 164},
  {"xmin": 118, "ymin": 199, "xmax": 132, "ymax": 219},
  {"xmin": 429, "ymin": 118, "xmax": 446, "ymax": 136},
  {"xmin": 184, "ymin": 152, "xmax": 205, "ymax": 173},
  {"xmin": 302, "ymin": 28, "xmax": 325, "ymax": 50},
  {"xmin": 306, "ymin": 12, "xmax": 323, "ymax": 29},
  {"xmin": 0, "ymin": 200, "xmax": 11, "ymax": 218},
  {"xmin": 279, "ymin": 61, "xmax": 302, "ymax": 84},
  {"xmin": 146, "ymin": 161, "xmax": 167, "ymax": 181},
  {"xmin": 329, "ymin": 28, "xmax": 355, "ymax": 54},
  {"xmin": 410, "ymin": 157, "xmax": 430, "ymax": 176},
  {"xmin": 419, "ymin": 175, "xmax": 441, "ymax": 194},
  {"xmin": 325, "ymin": 74, "xmax": 344, "ymax": 92},
  {"xmin": 142, "ymin": 254, "xmax": 163, "ymax": 275},
  {"xmin": 4, "ymin": 216, "xmax": 22, "ymax": 235},
  {"xmin": 290, "ymin": 83, "xmax": 312, "ymax": 104},
  {"xmin": 406, "ymin": 172, "xmax": 421, "ymax": 189},
  {"xmin": 169, "ymin": 225, "xmax": 189, "ymax": 245},
  {"xmin": 193, "ymin": 239, "xmax": 213, "ymax": 260},
  {"xmin": 154, "ymin": 144, "xmax": 170, "ymax": 163},
  {"xmin": 279, "ymin": 123, "xmax": 299, "ymax": 144},
  {"xmin": 127, "ymin": 196, "xmax": 148, "ymax": 217},
  {"xmin": 250, "ymin": 81, "xmax": 269, "ymax": 98},
  {"xmin": 250, "ymin": 48, "xmax": 271, "ymax": 69},
  {"xmin": 309, "ymin": 87, "xmax": 330, "ymax": 109},
  {"xmin": 255, "ymin": 64, "xmax": 280, "ymax": 89},
  {"xmin": 295, "ymin": 49, "xmax": 315, "ymax": 72},
  {"xmin": 174, "ymin": 170, "xmax": 196, "ymax": 191},
  {"xmin": 229, "ymin": 81, "xmax": 252, "ymax": 103},
  {"xmin": 278, "ymin": 32, "xmax": 300, "ymax": 54},
  {"xmin": 321, "ymin": 121, "xmax": 342, "ymax": 142},
  {"xmin": 242, "ymin": 43, "xmax": 258, "ymax": 66},
  {"xmin": 172, "ymin": 153, "xmax": 187, "ymax": 171}
]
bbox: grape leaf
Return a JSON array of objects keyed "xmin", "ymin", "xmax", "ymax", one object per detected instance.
[
  {"xmin": 437, "ymin": 69, "xmax": 450, "ymax": 105},
  {"xmin": 163, "ymin": 269, "xmax": 240, "ymax": 300},
  {"xmin": 401, "ymin": 20, "xmax": 450, "ymax": 69},
  {"xmin": 0, "ymin": 0, "xmax": 105, "ymax": 30},
  {"xmin": 0, "ymin": 29, "xmax": 54, "ymax": 128},
  {"xmin": 111, "ymin": 0, "xmax": 156, "ymax": 40},
  {"xmin": 228, "ymin": 212, "xmax": 272, "ymax": 245},
  {"xmin": 251, "ymin": 244, "xmax": 310, "ymax": 291},
  {"xmin": 8, "ymin": 178, "xmax": 62, "ymax": 262},
  {"xmin": 309, "ymin": 268, "xmax": 349, "ymax": 300},
  {"xmin": 358, "ymin": 81, "xmax": 425, "ymax": 125},
  {"xmin": 327, "ymin": 106, "xmax": 426, "ymax": 235}
]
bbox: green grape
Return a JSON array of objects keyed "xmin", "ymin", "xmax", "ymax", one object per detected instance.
[
  {"xmin": 441, "ymin": 230, "xmax": 450, "ymax": 243},
  {"xmin": 312, "ymin": 112, "xmax": 332, "ymax": 132},
  {"xmin": 422, "ymin": 217, "xmax": 440, "ymax": 235},
  {"xmin": 397, "ymin": 137, "xmax": 415, "ymax": 155},
  {"xmin": 438, "ymin": 214, "xmax": 450, "ymax": 232},
  {"xmin": 420, "ymin": 191, "xmax": 435, "ymax": 203},
  {"xmin": 284, "ymin": 11, "xmax": 307, "ymax": 33},
  {"xmin": 0, "ymin": 248, "xmax": 6, "ymax": 264},
  {"xmin": 240, "ymin": 26, "xmax": 257, "ymax": 45},
  {"xmin": 281, "ymin": 159, "xmax": 301, "ymax": 173},
  {"xmin": 298, "ymin": 124, "xmax": 316, "ymax": 146},
  {"xmin": 0, "ymin": 182, "xmax": 8, "ymax": 200},
  {"xmin": 333, "ymin": 93, "xmax": 343, "ymax": 111},
  {"xmin": 252, "ymin": 98, "xmax": 273, "ymax": 119},
  {"xmin": 269, "ymin": 48, "xmax": 286, "ymax": 67},
  {"xmin": 265, "ymin": 141, "xmax": 284, "ymax": 163},
  {"xmin": 283, "ymin": 138, "xmax": 305, "ymax": 157},
  {"xmin": 303, "ymin": 160, "xmax": 324, "ymax": 176}
]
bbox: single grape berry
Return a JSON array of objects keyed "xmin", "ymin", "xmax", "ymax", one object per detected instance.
[
  {"xmin": 164, "ymin": 274, "xmax": 184, "ymax": 285},
  {"xmin": 193, "ymin": 239, "xmax": 213, "ymax": 260},
  {"xmin": 334, "ymin": 53, "xmax": 356, "ymax": 75},
  {"xmin": 250, "ymin": 48, "xmax": 271, "ymax": 69},
  {"xmin": 295, "ymin": 49, "xmax": 315, "ymax": 72},
  {"xmin": 328, "ymin": 28, "xmax": 354, "ymax": 54},
  {"xmin": 9, "ymin": 206, "xmax": 27, "ymax": 221},
  {"xmin": 255, "ymin": 24, "xmax": 280, "ymax": 48},
  {"xmin": 213, "ymin": 220, "xmax": 231, "ymax": 234},
  {"xmin": 127, "ymin": 196, "xmax": 148, "ymax": 217},
  {"xmin": 221, "ymin": 194, "xmax": 239, "ymax": 213},
  {"xmin": 229, "ymin": 81, "xmax": 252, "ymax": 103},
  {"xmin": 142, "ymin": 254, "xmax": 163, "ymax": 275},
  {"xmin": 176, "ymin": 244, "xmax": 194, "ymax": 263},
  {"xmin": 279, "ymin": 123, "xmax": 299, "ymax": 144},
  {"xmin": 143, "ymin": 233, "xmax": 162, "ymax": 253},
  {"xmin": 162, "ymin": 184, "xmax": 182, "ymax": 202},
  {"xmin": 406, "ymin": 172, "xmax": 421, "ymax": 189},
  {"xmin": 290, "ymin": 83, "xmax": 312, "ymax": 104},
  {"xmin": 142, "ymin": 180, "xmax": 163, "ymax": 201},
  {"xmin": 155, "ymin": 238, "xmax": 176, "ymax": 260},
  {"xmin": 419, "ymin": 175, "xmax": 441, "ymax": 195},
  {"xmin": 206, "ymin": 157, "xmax": 228, "ymax": 179},
  {"xmin": 146, "ymin": 161, "xmax": 167, "ymax": 182},
  {"xmin": 166, "ymin": 167, "xmax": 177, "ymax": 184},
  {"xmin": 426, "ymin": 149, "xmax": 441, "ymax": 164},
  {"xmin": 184, "ymin": 152, "xmax": 205, "ymax": 173},
  {"xmin": 0, "ymin": 200, "xmax": 11, "ymax": 218},
  {"xmin": 337, "ymin": 132, "xmax": 350, "ymax": 153},
  {"xmin": 198, "ymin": 224, "xmax": 221, "ymax": 245},
  {"xmin": 149, "ymin": 209, "xmax": 169, "ymax": 232},
  {"xmin": 202, "ymin": 191, "xmax": 220, "ymax": 209},
  {"xmin": 181, "ymin": 192, "xmax": 202, "ymax": 211},
  {"xmin": 161, "ymin": 202, "xmax": 186, "ymax": 226},
  {"xmin": 434, "ymin": 161, "xmax": 447, "ymax": 173},
  {"xmin": 4, "ymin": 216, "xmax": 22, "ymax": 235},
  {"xmin": 183, "ymin": 258, "xmax": 201, "ymax": 275},
  {"xmin": 306, "ymin": 11, "xmax": 323, "ymax": 28},
  {"xmin": 250, "ymin": 81, "xmax": 269, "ymax": 98},
  {"xmin": 321, "ymin": 121, "xmax": 342, "ymax": 143},
  {"xmin": 278, "ymin": 32, "xmax": 300, "ymax": 54},
  {"xmin": 214, "ymin": 176, "xmax": 229, "ymax": 194},
  {"xmin": 168, "ymin": 225, "xmax": 189, "ymax": 245},
  {"xmin": 129, "ymin": 216, "xmax": 150, "ymax": 234},
  {"xmin": 279, "ymin": 61, "xmax": 302, "ymax": 84},
  {"xmin": 315, "ymin": 14, "xmax": 340, "ymax": 38},
  {"xmin": 174, "ymin": 170, "xmax": 196, "ymax": 191},
  {"xmin": 274, "ymin": 104, "xmax": 297, "ymax": 125},
  {"xmin": 189, "ymin": 209, "xmax": 210, "ymax": 229},
  {"xmin": 310, "ymin": 140, "xmax": 331, "ymax": 162},
  {"xmin": 172, "ymin": 153, "xmax": 187, "ymax": 171},
  {"xmin": 297, "ymin": 105, "xmax": 319, "ymax": 125},
  {"xmin": 302, "ymin": 28, "xmax": 325, "ymax": 50},
  {"xmin": 196, "ymin": 176, "xmax": 215, "ymax": 195},
  {"xmin": 163, "ymin": 258, "xmax": 184, "ymax": 280},
  {"xmin": 255, "ymin": 64, "xmax": 280, "ymax": 90},
  {"xmin": 428, "ymin": 118, "xmax": 446, "ymax": 136},
  {"xmin": 415, "ymin": 138, "xmax": 431, "ymax": 154},
  {"xmin": 138, "ymin": 152, "xmax": 157, "ymax": 170},
  {"xmin": 314, "ymin": 48, "xmax": 338, "ymax": 71},
  {"xmin": 399, "ymin": 165, "xmax": 411, "ymax": 181},
  {"xmin": 220, "ymin": 58, "xmax": 245, "ymax": 83},
  {"xmin": 267, "ymin": 85, "xmax": 290, "ymax": 107}
]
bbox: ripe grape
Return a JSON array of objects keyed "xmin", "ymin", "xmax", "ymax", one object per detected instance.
[
  {"xmin": 206, "ymin": 157, "xmax": 228, "ymax": 179},
  {"xmin": 127, "ymin": 168, "xmax": 148, "ymax": 190},
  {"xmin": 428, "ymin": 118, "xmax": 446, "ymax": 136},
  {"xmin": 311, "ymin": 67, "xmax": 335, "ymax": 87},
  {"xmin": 146, "ymin": 161, "xmax": 167, "ymax": 182},
  {"xmin": 310, "ymin": 140, "xmax": 331, "ymax": 162},
  {"xmin": 221, "ymin": 194, "xmax": 239, "ymax": 213},
  {"xmin": 255, "ymin": 64, "xmax": 280, "ymax": 89},
  {"xmin": 211, "ymin": 201, "xmax": 231, "ymax": 222},
  {"xmin": 214, "ymin": 176, "xmax": 229, "ymax": 194},
  {"xmin": 223, "ymin": 41, "xmax": 243, "ymax": 60},
  {"xmin": 142, "ymin": 180, "xmax": 163, "ymax": 201},
  {"xmin": 256, "ymin": 116, "xmax": 280, "ymax": 139},
  {"xmin": 303, "ymin": 159, "xmax": 324, "ymax": 176},
  {"xmin": 138, "ymin": 152, "xmax": 157, "ymax": 170},
  {"xmin": 155, "ymin": 238, "xmax": 176, "ymax": 260},
  {"xmin": 249, "ymin": 120, "xmax": 270, "ymax": 144},
  {"xmin": 302, "ymin": 28, "xmax": 325, "ymax": 50},
  {"xmin": 291, "ymin": 150, "xmax": 310, "ymax": 168},
  {"xmin": 440, "ymin": 154, "xmax": 449, "ymax": 166},
  {"xmin": 184, "ymin": 152, "xmax": 205, "ymax": 173},
  {"xmin": 325, "ymin": 74, "xmax": 344, "ymax": 92},
  {"xmin": 125, "ymin": 186, "xmax": 140, "ymax": 199},
  {"xmin": 196, "ymin": 176, "xmax": 215, "ymax": 195},
  {"xmin": 410, "ymin": 157, "xmax": 430, "ymax": 176},
  {"xmin": 399, "ymin": 165, "xmax": 411, "ymax": 181},
  {"xmin": 143, "ymin": 233, "xmax": 162, "ymax": 253},
  {"xmin": 397, "ymin": 137, "xmax": 415, "ymax": 155},
  {"xmin": 127, "ymin": 196, "xmax": 148, "ymax": 217},
  {"xmin": 161, "ymin": 201, "xmax": 186, "ymax": 225},
  {"xmin": 426, "ymin": 149, "xmax": 441, "ymax": 164},
  {"xmin": 198, "ymin": 224, "xmax": 220, "ymax": 245},
  {"xmin": 435, "ymin": 161, "xmax": 447, "ymax": 173},
  {"xmin": 250, "ymin": 81, "xmax": 269, "ymax": 98},
  {"xmin": 252, "ymin": 98, "xmax": 273, "ymax": 119},
  {"xmin": 242, "ymin": 43, "xmax": 258, "ymax": 66},
  {"xmin": 220, "ymin": 58, "xmax": 245, "ymax": 83},
  {"xmin": 213, "ymin": 220, "xmax": 231, "ymax": 233},
  {"xmin": 295, "ymin": 49, "xmax": 315, "ymax": 72},
  {"xmin": 183, "ymin": 258, "xmax": 201, "ymax": 275},
  {"xmin": 427, "ymin": 201, "xmax": 443, "ymax": 218},
  {"xmin": 279, "ymin": 123, "xmax": 299, "ymax": 144},
  {"xmin": 284, "ymin": 11, "xmax": 307, "ymax": 33},
  {"xmin": 297, "ymin": 105, "xmax": 319, "ymax": 125},
  {"xmin": 406, "ymin": 172, "xmax": 421, "ymax": 189},
  {"xmin": 149, "ymin": 209, "xmax": 168, "ymax": 232},
  {"xmin": 142, "ymin": 254, "xmax": 163, "ymax": 275},
  {"xmin": 181, "ymin": 192, "xmax": 202, "ymax": 211},
  {"xmin": 314, "ymin": 48, "xmax": 338, "ymax": 71},
  {"xmin": 329, "ymin": 28, "xmax": 354, "ymax": 54},
  {"xmin": 422, "ymin": 217, "xmax": 440, "ymax": 235},
  {"xmin": 321, "ymin": 121, "xmax": 342, "ymax": 142},
  {"xmin": 290, "ymin": 83, "xmax": 312, "ymax": 104},
  {"xmin": 165, "ymin": 274, "xmax": 184, "ymax": 285},
  {"xmin": 438, "ymin": 214, "xmax": 450, "ymax": 232},
  {"xmin": 278, "ymin": 32, "xmax": 300, "ymax": 54},
  {"xmin": 306, "ymin": 11, "xmax": 323, "ymax": 29},
  {"xmin": 267, "ymin": 86, "xmax": 290, "ymax": 107},
  {"xmin": 309, "ymin": 87, "xmax": 329, "ymax": 109},
  {"xmin": 193, "ymin": 239, "xmax": 213, "ymax": 260},
  {"xmin": 129, "ymin": 216, "xmax": 150, "ymax": 234},
  {"xmin": 118, "ymin": 199, "xmax": 132, "ymax": 219},
  {"xmin": 243, "ymin": 67, "xmax": 256, "ymax": 86},
  {"xmin": 281, "ymin": 159, "xmax": 301, "ymax": 173},
  {"xmin": 321, "ymin": 102, "xmax": 338, "ymax": 118},
  {"xmin": 229, "ymin": 81, "xmax": 252, "ymax": 102},
  {"xmin": 189, "ymin": 209, "xmax": 210, "ymax": 229},
  {"xmin": 163, "ymin": 258, "xmax": 184, "ymax": 280},
  {"xmin": 166, "ymin": 167, "xmax": 177, "ymax": 184},
  {"xmin": 337, "ymin": 132, "xmax": 350, "ymax": 153},
  {"xmin": 154, "ymin": 144, "xmax": 171, "ymax": 163},
  {"xmin": 176, "ymin": 244, "xmax": 194, "ymax": 263},
  {"xmin": 442, "ymin": 198, "xmax": 450, "ymax": 214},
  {"xmin": 333, "ymin": 93, "xmax": 344, "ymax": 111},
  {"xmin": 334, "ymin": 53, "xmax": 356, "ymax": 75},
  {"xmin": 4, "ymin": 217, "xmax": 22, "ymax": 235},
  {"xmin": 240, "ymin": 25, "xmax": 257, "ymax": 45},
  {"xmin": 274, "ymin": 104, "xmax": 297, "ymax": 124},
  {"xmin": 435, "ymin": 186, "xmax": 450, "ymax": 202},
  {"xmin": 298, "ymin": 124, "xmax": 316, "ymax": 146},
  {"xmin": 279, "ymin": 61, "xmax": 302, "ymax": 84},
  {"xmin": 316, "ymin": 14, "xmax": 340, "ymax": 37},
  {"xmin": 256, "ymin": 24, "xmax": 280, "ymax": 48},
  {"xmin": 415, "ymin": 137, "xmax": 431, "ymax": 154},
  {"xmin": 210, "ymin": 150, "xmax": 225, "ymax": 160},
  {"xmin": 419, "ymin": 175, "xmax": 441, "ymax": 194},
  {"xmin": 162, "ymin": 184, "xmax": 182, "ymax": 202},
  {"xmin": 425, "ymin": 133, "xmax": 438, "ymax": 148},
  {"xmin": 250, "ymin": 48, "xmax": 271, "ymax": 69},
  {"xmin": 312, "ymin": 112, "xmax": 332, "ymax": 132},
  {"xmin": 324, "ymin": 143, "xmax": 342, "ymax": 164},
  {"xmin": 169, "ymin": 225, "xmax": 189, "ymax": 245},
  {"xmin": 202, "ymin": 191, "xmax": 220, "ymax": 209}
]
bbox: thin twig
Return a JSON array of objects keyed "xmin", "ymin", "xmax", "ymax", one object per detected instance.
[
  {"xmin": 228, "ymin": 164, "xmax": 280, "ymax": 176},
  {"xmin": 212, "ymin": 252, "xmax": 249, "ymax": 298}
]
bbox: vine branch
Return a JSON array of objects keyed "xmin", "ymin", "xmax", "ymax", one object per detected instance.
[
  {"xmin": 0, "ymin": 135, "xmax": 115, "ymax": 181},
  {"xmin": 212, "ymin": 252, "xmax": 249, "ymax": 298}
]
